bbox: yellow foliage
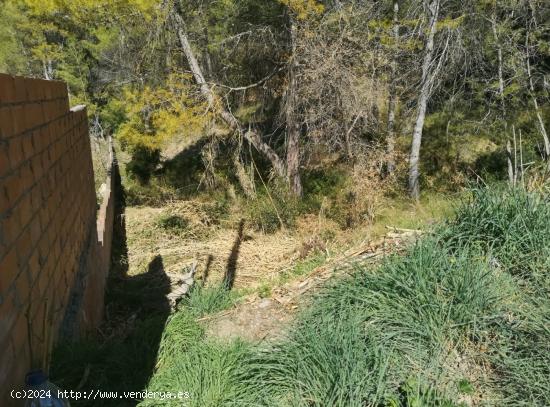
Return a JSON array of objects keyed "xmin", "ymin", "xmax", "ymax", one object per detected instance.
[
  {"xmin": 279, "ymin": 0, "xmax": 324, "ymax": 20},
  {"xmin": 21, "ymin": 0, "xmax": 157, "ymax": 21},
  {"xmin": 118, "ymin": 74, "xmax": 210, "ymax": 152},
  {"xmin": 436, "ymin": 15, "xmax": 465, "ymax": 30}
]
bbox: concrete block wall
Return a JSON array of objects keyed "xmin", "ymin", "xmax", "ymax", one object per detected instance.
[{"xmin": 0, "ymin": 74, "xmax": 115, "ymax": 403}]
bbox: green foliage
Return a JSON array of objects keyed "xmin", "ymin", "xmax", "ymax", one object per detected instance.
[
  {"xmin": 445, "ymin": 187, "xmax": 550, "ymax": 288},
  {"xmin": 0, "ymin": 2, "xmax": 30, "ymax": 74},
  {"xmin": 278, "ymin": 0, "xmax": 325, "ymax": 20},
  {"xmin": 142, "ymin": 187, "xmax": 550, "ymax": 406},
  {"xmin": 278, "ymin": 252, "xmax": 325, "ymax": 284},
  {"xmin": 302, "ymin": 167, "xmax": 348, "ymax": 209},
  {"xmin": 118, "ymin": 75, "xmax": 209, "ymax": 153},
  {"xmin": 457, "ymin": 379, "xmax": 474, "ymax": 395},
  {"xmin": 156, "ymin": 214, "xmax": 189, "ymax": 233}
]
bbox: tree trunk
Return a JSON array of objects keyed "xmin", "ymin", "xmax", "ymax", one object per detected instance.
[
  {"xmin": 233, "ymin": 152, "xmax": 256, "ymax": 199},
  {"xmin": 202, "ymin": 26, "xmax": 214, "ymax": 80},
  {"xmin": 525, "ymin": 33, "xmax": 550, "ymax": 160},
  {"xmin": 386, "ymin": 0, "xmax": 399, "ymax": 175},
  {"xmin": 172, "ymin": 10, "xmax": 286, "ymax": 179},
  {"xmin": 506, "ymin": 139, "xmax": 515, "ymax": 186},
  {"xmin": 492, "ymin": 13, "xmax": 506, "ymax": 117},
  {"xmin": 408, "ymin": 0, "xmax": 440, "ymax": 199},
  {"xmin": 285, "ymin": 21, "xmax": 303, "ymax": 196}
]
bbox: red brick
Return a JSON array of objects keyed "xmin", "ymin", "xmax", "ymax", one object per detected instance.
[
  {"xmin": 0, "ymin": 74, "xmax": 16, "ymax": 105},
  {"xmin": 25, "ymin": 103, "xmax": 44, "ymax": 130},
  {"xmin": 13, "ymin": 76, "xmax": 28, "ymax": 103},
  {"xmin": 31, "ymin": 129, "xmax": 44, "ymax": 154},
  {"xmin": 29, "ymin": 184, "xmax": 41, "ymax": 214},
  {"xmin": 36, "ymin": 266, "xmax": 50, "ymax": 299},
  {"xmin": 6, "ymin": 136, "xmax": 24, "ymax": 169},
  {"xmin": 15, "ymin": 228, "xmax": 32, "ymax": 265},
  {"xmin": 10, "ymin": 315, "xmax": 29, "ymax": 357},
  {"xmin": 11, "ymin": 105, "xmax": 26, "ymax": 137},
  {"xmin": 30, "ymin": 309, "xmax": 46, "ymax": 360},
  {"xmin": 3, "ymin": 170, "xmax": 23, "ymax": 206},
  {"xmin": 43, "ymin": 81, "xmax": 54, "ymax": 100},
  {"xmin": 0, "ymin": 247, "xmax": 18, "ymax": 294},
  {"xmin": 14, "ymin": 268, "xmax": 31, "ymax": 304},
  {"xmin": 0, "ymin": 291, "xmax": 16, "ymax": 343},
  {"xmin": 0, "ymin": 141, "xmax": 9, "ymax": 179},
  {"xmin": 0, "ymin": 107, "xmax": 14, "ymax": 140},
  {"xmin": 27, "ymin": 251, "xmax": 40, "ymax": 280},
  {"xmin": 29, "ymin": 155, "xmax": 42, "ymax": 181},
  {"xmin": 0, "ymin": 338, "xmax": 16, "ymax": 392},
  {"xmin": 21, "ymin": 134, "xmax": 34, "ymax": 160},
  {"xmin": 18, "ymin": 162, "xmax": 33, "ymax": 194},
  {"xmin": 37, "ymin": 231, "xmax": 49, "ymax": 262},
  {"xmin": 25, "ymin": 78, "xmax": 45, "ymax": 102},
  {"xmin": 17, "ymin": 193, "xmax": 33, "ymax": 229},
  {"xmin": 38, "ymin": 206, "xmax": 49, "ymax": 233},
  {"xmin": 1, "ymin": 207, "xmax": 21, "ymax": 247},
  {"xmin": 40, "ymin": 150, "xmax": 50, "ymax": 173}
]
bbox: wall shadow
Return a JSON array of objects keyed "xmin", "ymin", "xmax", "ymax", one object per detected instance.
[
  {"xmin": 223, "ymin": 219, "xmax": 245, "ymax": 291},
  {"xmin": 50, "ymin": 162, "xmax": 171, "ymax": 407},
  {"xmin": 201, "ymin": 254, "xmax": 214, "ymax": 287}
]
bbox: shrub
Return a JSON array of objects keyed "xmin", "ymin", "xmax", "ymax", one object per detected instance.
[
  {"xmin": 246, "ymin": 181, "xmax": 300, "ymax": 233},
  {"xmin": 156, "ymin": 214, "xmax": 189, "ymax": 233}
]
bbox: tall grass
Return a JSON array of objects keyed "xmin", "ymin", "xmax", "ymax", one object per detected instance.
[{"xmin": 141, "ymin": 187, "xmax": 549, "ymax": 406}]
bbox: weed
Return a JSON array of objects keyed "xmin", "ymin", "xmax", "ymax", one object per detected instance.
[
  {"xmin": 156, "ymin": 214, "xmax": 189, "ymax": 233},
  {"xmin": 257, "ymin": 282, "xmax": 272, "ymax": 299},
  {"xmin": 245, "ymin": 181, "xmax": 300, "ymax": 233}
]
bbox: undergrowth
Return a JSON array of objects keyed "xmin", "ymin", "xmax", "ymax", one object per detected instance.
[{"xmin": 140, "ymin": 187, "xmax": 550, "ymax": 406}]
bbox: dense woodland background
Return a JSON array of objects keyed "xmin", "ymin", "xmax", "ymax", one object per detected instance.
[
  {"xmin": 3, "ymin": 2, "xmax": 550, "ymax": 406},
  {"xmin": 1, "ymin": 0, "xmax": 549, "ymax": 218}
]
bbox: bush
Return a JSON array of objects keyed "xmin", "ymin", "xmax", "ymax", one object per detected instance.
[
  {"xmin": 444, "ymin": 187, "xmax": 550, "ymax": 289},
  {"xmin": 246, "ymin": 181, "xmax": 300, "ymax": 233},
  {"xmin": 126, "ymin": 146, "xmax": 161, "ymax": 184}
]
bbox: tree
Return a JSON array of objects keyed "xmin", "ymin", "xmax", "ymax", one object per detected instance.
[
  {"xmin": 170, "ymin": 3, "xmax": 286, "ymax": 196},
  {"xmin": 408, "ymin": 0, "xmax": 445, "ymax": 199},
  {"xmin": 386, "ymin": 0, "xmax": 400, "ymax": 175}
]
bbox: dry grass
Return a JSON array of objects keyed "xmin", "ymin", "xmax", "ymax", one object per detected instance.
[
  {"xmin": 124, "ymin": 189, "xmax": 454, "ymax": 295},
  {"xmin": 125, "ymin": 201, "xmax": 301, "ymax": 290}
]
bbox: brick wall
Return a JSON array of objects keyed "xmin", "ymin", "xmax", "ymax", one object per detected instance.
[{"xmin": 0, "ymin": 74, "xmax": 115, "ymax": 404}]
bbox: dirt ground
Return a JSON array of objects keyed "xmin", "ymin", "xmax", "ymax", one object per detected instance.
[
  {"xmin": 125, "ymin": 203, "xmax": 301, "ymax": 289},
  {"xmin": 203, "ymin": 297, "xmax": 293, "ymax": 342}
]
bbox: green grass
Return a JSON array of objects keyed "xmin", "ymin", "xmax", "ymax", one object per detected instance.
[
  {"xmin": 182, "ymin": 284, "xmax": 239, "ymax": 318},
  {"xmin": 368, "ymin": 191, "xmax": 457, "ymax": 238},
  {"xmin": 140, "ymin": 187, "xmax": 550, "ymax": 406},
  {"xmin": 278, "ymin": 252, "xmax": 326, "ymax": 284}
]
